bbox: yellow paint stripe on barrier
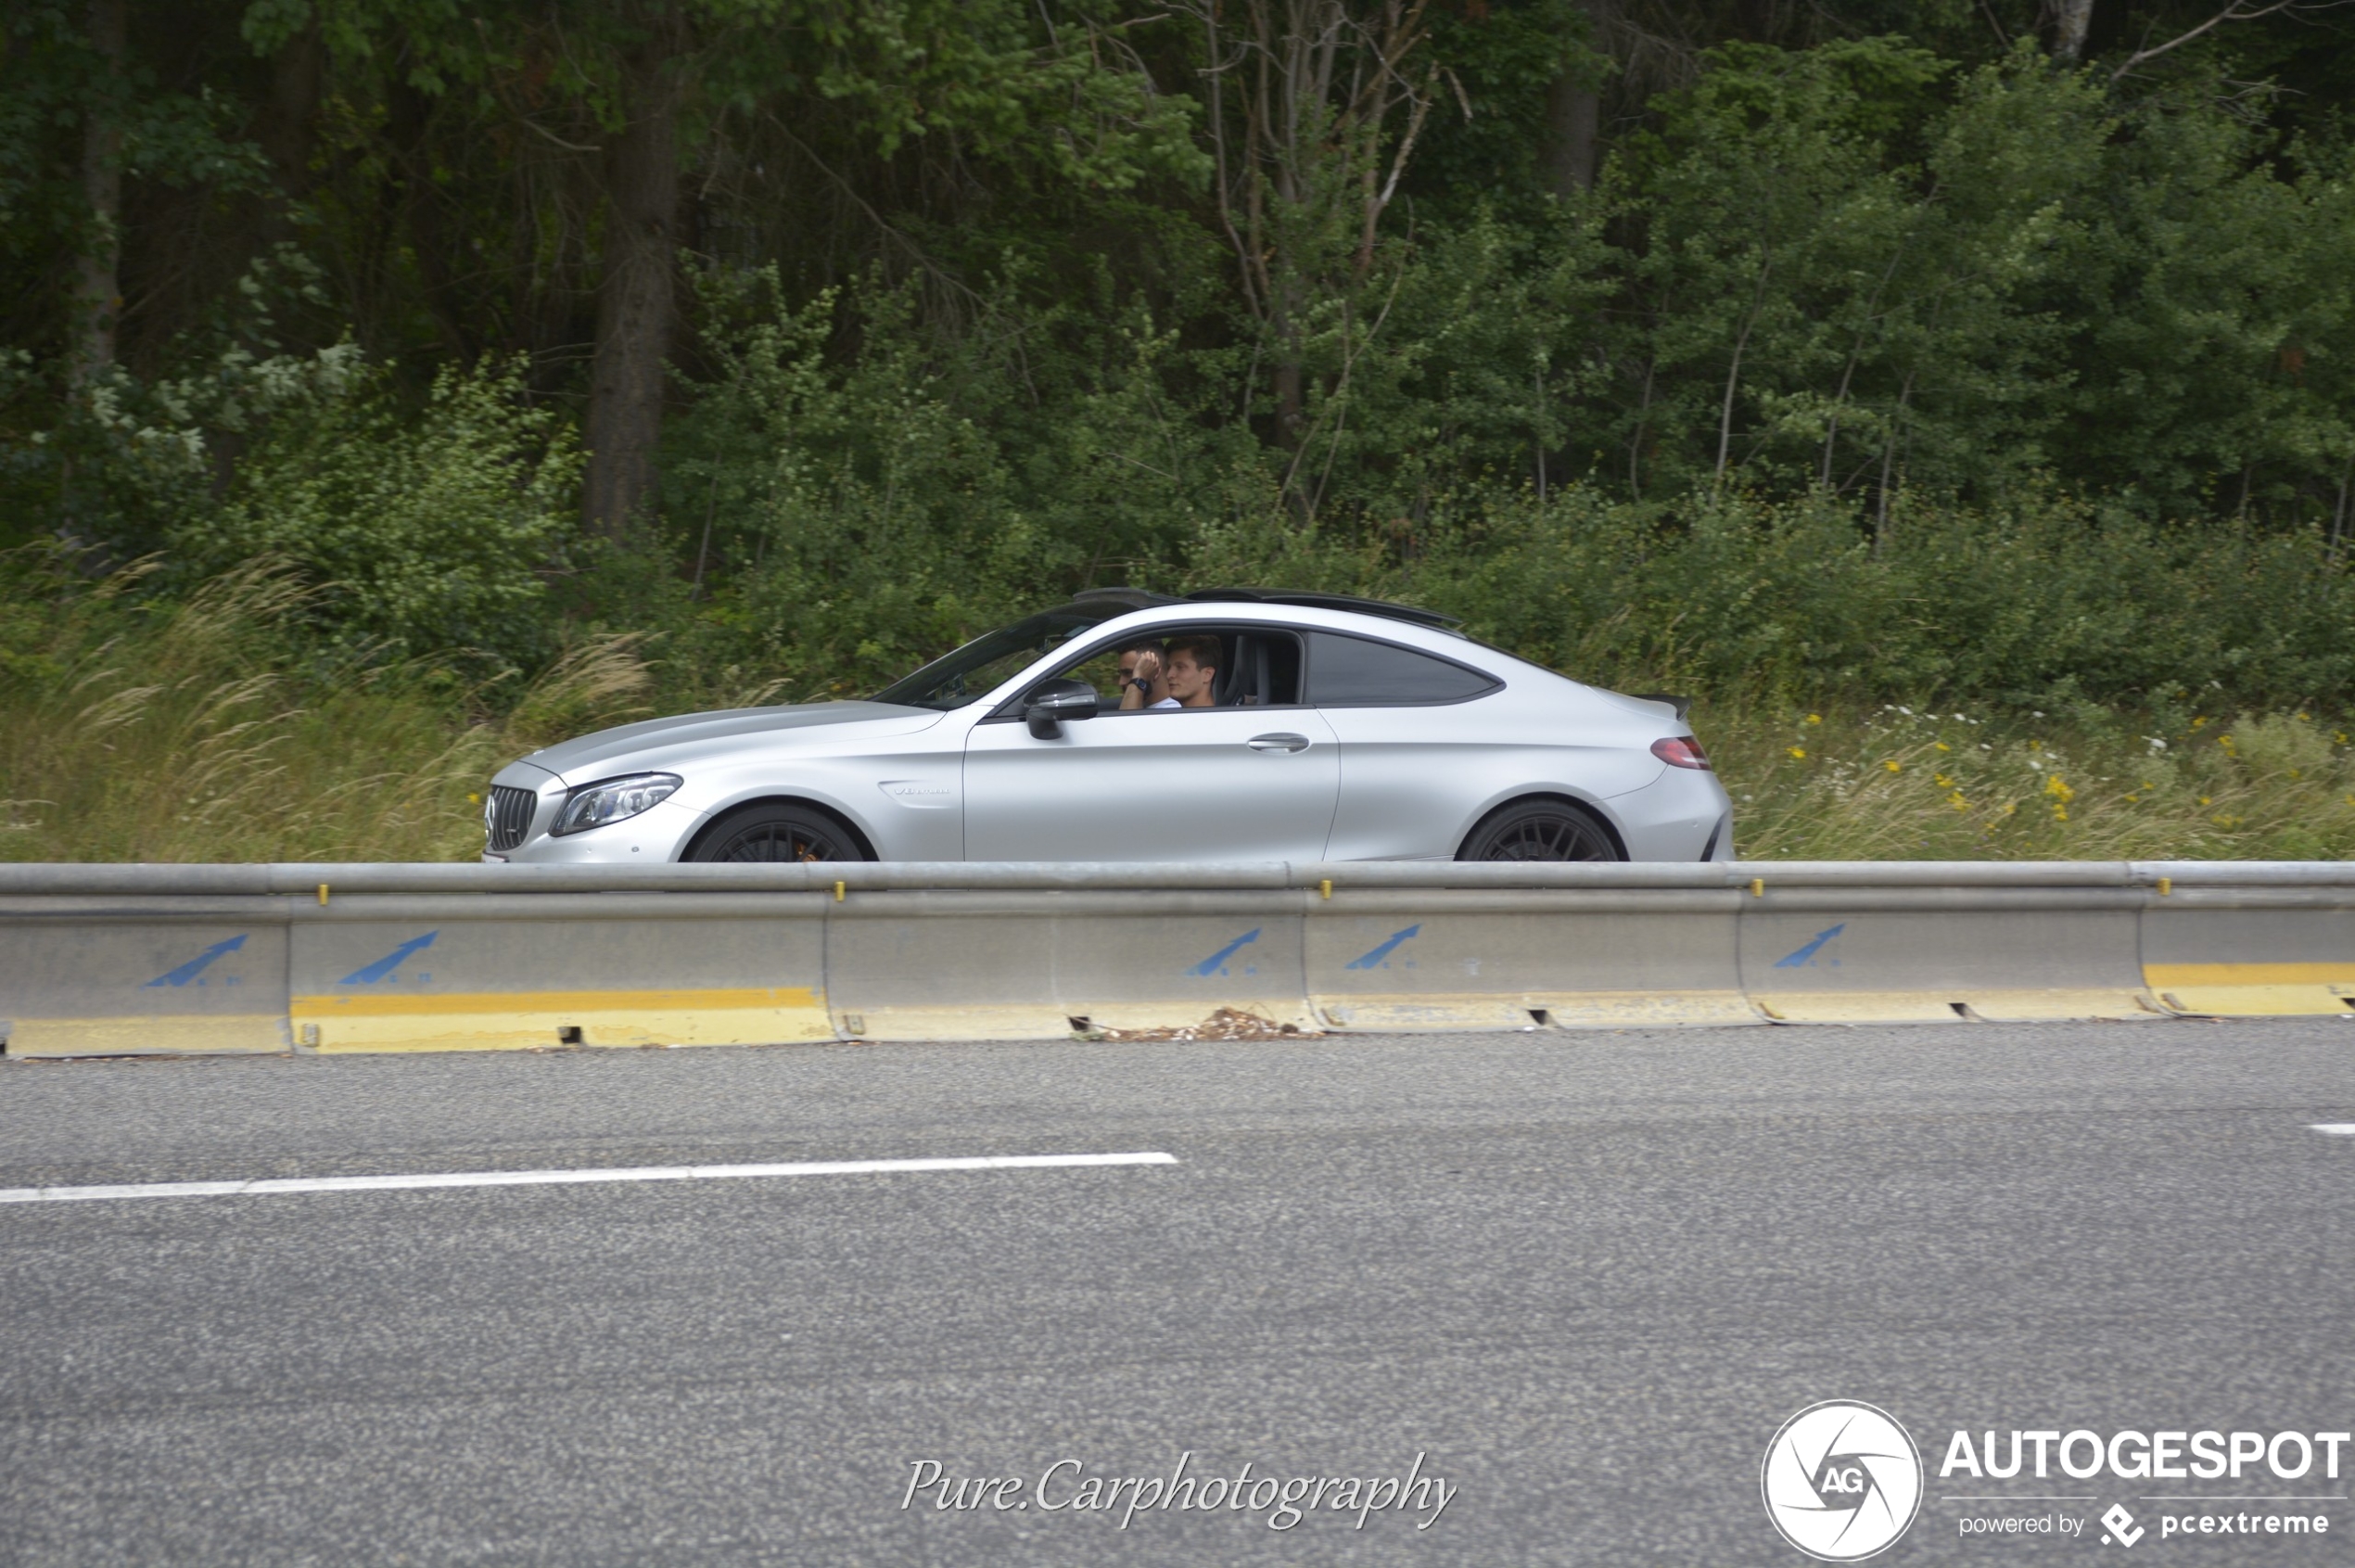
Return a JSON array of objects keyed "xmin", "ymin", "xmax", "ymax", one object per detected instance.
[
  {"xmin": 2143, "ymin": 962, "xmax": 2355, "ymax": 1016},
  {"xmin": 1315, "ymin": 991, "xmax": 1757, "ymax": 1030},
  {"xmin": 290, "ymin": 987, "xmax": 821, "ymax": 1018},
  {"xmin": 289, "ymin": 988, "xmax": 833, "ymax": 1052},
  {"xmin": 2142, "ymin": 963, "xmax": 2355, "ymax": 987},
  {"xmin": 1751, "ymin": 988, "xmax": 2155, "ymax": 1024},
  {"xmin": 4, "ymin": 1015, "xmax": 290, "ymax": 1059},
  {"xmin": 2153, "ymin": 988, "xmax": 2353, "ymax": 1016}
]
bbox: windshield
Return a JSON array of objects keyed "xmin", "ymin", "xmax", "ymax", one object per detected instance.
[{"xmin": 871, "ymin": 605, "xmax": 1130, "ymax": 711}]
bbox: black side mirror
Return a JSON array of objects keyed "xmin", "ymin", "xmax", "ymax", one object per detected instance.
[{"xmin": 1025, "ymin": 676, "xmax": 1100, "ymax": 738}]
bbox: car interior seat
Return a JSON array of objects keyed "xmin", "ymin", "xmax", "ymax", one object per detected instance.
[{"xmin": 1212, "ymin": 633, "xmax": 1278, "ymax": 707}]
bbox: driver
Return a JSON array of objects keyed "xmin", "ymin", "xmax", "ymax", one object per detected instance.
[{"xmin": 1162, "ymin": 635, "xmax": 1222, "ymax": 708}]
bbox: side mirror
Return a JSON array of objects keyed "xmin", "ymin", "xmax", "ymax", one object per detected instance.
[{"xmin": 1025, "ymin": 676, "xmax": 1100, "ymax": 738}]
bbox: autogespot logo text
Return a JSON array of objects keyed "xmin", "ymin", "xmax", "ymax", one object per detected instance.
[{"xmin": 1763, "ymin": 1401, "xmax": 1926, "ymax": 1562}]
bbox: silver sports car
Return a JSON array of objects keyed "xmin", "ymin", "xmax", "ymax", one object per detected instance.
[{"xmin": 481, "ymin": 588, "xmax": 1734, "ymax": 863}]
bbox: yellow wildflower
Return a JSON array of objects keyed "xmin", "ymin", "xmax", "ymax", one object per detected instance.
[
  {"xmin": 2198, "ymin": 796, "xmax": 2211, "ymax": 806},
  {"xmin": 467, "ymin": 793, "xmax": 481, "ymax": 804},
  {"xmin": 2052, "ymin": 805, "xmax": 2069, "ymax": 822},
  {"xmin": 1934, "ymin": 741, "xmax": 1951, "ymax": 751},
  {"xmin": 1882, "ymin": 759, "xmax": 1903, "ymax": 774},
  {"xmin": 1804, "ymin": 713, "xmax": 1822, "ymax": 725},
  {"xmin": 1934, "ymin": 773, "xmax": 1954, "ymax": 789},
  {"xmin": 1788, "ymin": 746, "xmax": 1807, "ymax": 759},
  {"xmin": 2044, "ymin": 775, "xmax": 2075, "ymax": 804},
  {"xmin": 2191, "ymin": 716, "xmax": 2208, "ymax": 728},
  {"xmin": 1946, "ymin": 790, "xmax": 1968, "ymax": 812}
]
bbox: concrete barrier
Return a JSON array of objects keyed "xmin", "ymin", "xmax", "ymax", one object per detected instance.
[
  {"xmin": 2137, "ymin": 865, "xmax": 2355, "ymax": 1016},
  {"xmin": 0, "ymin": 893, "xmax": 290, "ymax": 1058},
  {"xmin": 286, "ymin": 893, "xmax": 833, "ymax": 1052},
  {"xmin": 1305, "ymin": 889, "xmax": 1753, "ymax": 1029},
  {"xmin": 3, "ymin": 861, "xmax": 2352, "ymax": 1053},
  {"xmin": 823, "ymin": 889, "xmax": 1316, "ymax": 1039},
  {"xmin": 1738, "ymin": 885, "xmax": 2157, "ymax": 1024}
]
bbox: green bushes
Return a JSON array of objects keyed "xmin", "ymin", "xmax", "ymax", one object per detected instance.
[
  {"xmin": 172, "ymin": 356, "xmax": 581, "ymax": 666},
  {"xmin": 1391, "ymin": 489, "xmax": 2355, "ymax": 714}
]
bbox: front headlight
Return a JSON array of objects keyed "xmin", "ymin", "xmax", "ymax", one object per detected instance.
[{"xmin": 551, "ymin": 772, "xmax": 681, "ymax": 836}]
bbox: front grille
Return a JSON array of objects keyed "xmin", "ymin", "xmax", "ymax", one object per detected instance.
[{"xmin": 485, "ymin": 784, "xmax": 538, "ymax": 852}]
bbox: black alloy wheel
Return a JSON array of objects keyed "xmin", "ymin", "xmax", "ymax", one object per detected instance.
[
  {"xmin": 687, "ymin": 802, "xmax": 869, "ymax": 862},
  {"xmin": 1457, "ymin": 799, "xmax": 1622, "ymax": 862}
]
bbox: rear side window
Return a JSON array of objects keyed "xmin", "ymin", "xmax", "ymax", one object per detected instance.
[{"xmin": 1305, "ymin": 631, "xmax": 1500, "ymax": 707}]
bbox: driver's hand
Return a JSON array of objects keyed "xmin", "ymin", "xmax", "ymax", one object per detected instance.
[{"xmin": 1133, "ymin": 650, "xmax": 1161, "ymax": 684}]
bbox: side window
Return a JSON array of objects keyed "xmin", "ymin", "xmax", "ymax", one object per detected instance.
[
  {"xmin": 1305, "ymin": 631, "xmax": 1499, "ymax": 706},
  {"xmin": 1035, "ymin": 628, "xmax": 1305, "ymax": 710},
  {"xmin": 1055, "ymin": 644, "xmax": 1131, "ymax": 708}
]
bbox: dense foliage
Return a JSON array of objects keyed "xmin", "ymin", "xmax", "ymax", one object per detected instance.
[{"xmin": 4, "ymin": 0, "xmax": 2353, "ymax": 714}]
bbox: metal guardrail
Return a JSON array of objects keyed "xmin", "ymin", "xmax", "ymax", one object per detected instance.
[
  {"xmin": 2, "ymin": 862, "xmax": 2350, "ymax": 1056},
  {"xmin": 8, "ymin": 859, "xmax": 2355, "ymax": 893}
]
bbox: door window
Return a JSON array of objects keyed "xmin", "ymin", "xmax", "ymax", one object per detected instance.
[{"xmin": 1002, "ymin": 627, "xmax": 1306, "ymax": 715}]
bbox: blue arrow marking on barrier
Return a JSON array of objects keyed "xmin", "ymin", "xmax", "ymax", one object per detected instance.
[
  {"xmin": 1189, "ymin": 928, "xmax": 1260, "ymax": 977},
  {"xmin": 338, "ymin": 931, "xmax": 439, "ymax": 985},
  {"xmin": 145, "ymin": 934, "xmax": 248, "ymax": 988},
  {"xmin": 1345, "ymin": 924, "xmax": 1421, "ymax": 971},
  {"xmin": 1773, "ymin": 923, "xmax": 1846, "ymax": 968}
]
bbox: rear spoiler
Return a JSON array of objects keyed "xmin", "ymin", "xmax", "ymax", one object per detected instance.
[{"xmin": 1631, "ymin": 692, "xmax": 1693, "ymax": 720}]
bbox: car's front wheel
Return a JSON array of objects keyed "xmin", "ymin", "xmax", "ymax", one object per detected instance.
[
  {"xmin": 685, "ymin": 801, "xmax": 872, "ymax": 862},
  {"xmin": 1457, "ymin": 798, "xmax": 1622, "ymax": 862}
]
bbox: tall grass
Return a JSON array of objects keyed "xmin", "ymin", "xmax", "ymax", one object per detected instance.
[
  {"xmin": 1709, "ymin": 703, "xmax": 2355, "ymax": 860},
  {"xmin": 6, "ymin": 550, "xmax": 2352, "ymax": 862},
  {"xmin": 0, "ymin": 556, "xmax": 654, "ymax": 862}
]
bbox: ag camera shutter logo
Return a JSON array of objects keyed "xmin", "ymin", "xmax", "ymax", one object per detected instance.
[{"xmin": 1762, "ymin": 1400, "xmax": 1924, "ymax": 1561}]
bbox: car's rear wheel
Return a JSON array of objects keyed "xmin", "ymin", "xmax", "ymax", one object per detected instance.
[
  {"xmin": 1457, "ymin": 798, "xmax": 1622, "ymax": 862},
  {"xmin": 686, "ymin": 802, "xmax": 871, "ymax": 862}
]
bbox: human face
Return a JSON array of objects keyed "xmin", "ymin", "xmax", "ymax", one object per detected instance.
[
  {"xmin": 1117, "ymin": 648, "xmax": 1165, "ymax": 701},
  {"xmin": 1164, "ymin": 648, "xmax": 1216, "ymax": 706}
]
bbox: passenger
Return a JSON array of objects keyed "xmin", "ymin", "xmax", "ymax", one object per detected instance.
[
  {"xmin": 1162, "ymin": 634, "xmax": 1222, "ymax": 708},
  {"xmin": 1116, "ymin": 640, "xmax": 1178, "ymax": 710}
]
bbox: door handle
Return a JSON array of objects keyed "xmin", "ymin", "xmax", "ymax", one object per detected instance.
[{"xmin": 1247, "ymin": 733, "xmax": 1311, "ymax": 753}]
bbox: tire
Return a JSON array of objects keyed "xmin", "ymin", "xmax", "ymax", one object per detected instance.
[
  {"xmin": 1457, "ymin": 798, "xmax": 1622, "ymax": 862},
  {"xmin": 686, "ymin": 801, "xmax": 871, "ymax": 862}
]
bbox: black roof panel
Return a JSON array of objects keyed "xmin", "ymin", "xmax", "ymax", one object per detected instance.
[
  {"xmin": 1063, "ymin": 584, "xmax": 1463, "ymax": 631},
  {"xmin": 1183, "ymin": 587, "xmax": 1463, "ymax": 630}
]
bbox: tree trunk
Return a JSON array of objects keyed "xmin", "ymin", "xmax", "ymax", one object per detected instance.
[
  {"xmin": 1540, "ymin": 3, "xmax": 1608, "ymax": 197},
  {"xmin": 2053, "ymin": 0, "xmax": 2095, "ymax": 63},
  {"xmin": 584, "ymin": 40, "xmax": 681, "ymax": 540},
  {"xmin": 1541, "ymin": 72, "xmax": 1600, "ymax": 196},
  {"xmin": 260, "ymin": 23, "xmax": 324, "ymax": 204},
  {"xmin": 66, "ymin": 0, "xmax": 127, "ymax": 395},
  {"xmin": 388, "ymin": 76, "xmax": 474, "ymax": 363}
]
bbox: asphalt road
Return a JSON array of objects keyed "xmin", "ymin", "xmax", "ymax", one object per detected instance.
[{"xmin": 3, "ymin": 1018, "xmax": 2352, "ymax": 1566}]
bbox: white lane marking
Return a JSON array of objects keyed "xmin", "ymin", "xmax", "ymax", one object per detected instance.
[
  {"xmin": 2313, "ymin": 1124, "xmax": 2355, "ymax": 1136},
  {"xmin": 0, "ymin": 1152, "xmax": 1179, "ymax": 1205}
]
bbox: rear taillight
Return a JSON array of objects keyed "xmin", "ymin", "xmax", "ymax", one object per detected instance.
[{"xmin": 1651, "ymin": 736, "xmax": 1712, "ymax": 771}]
